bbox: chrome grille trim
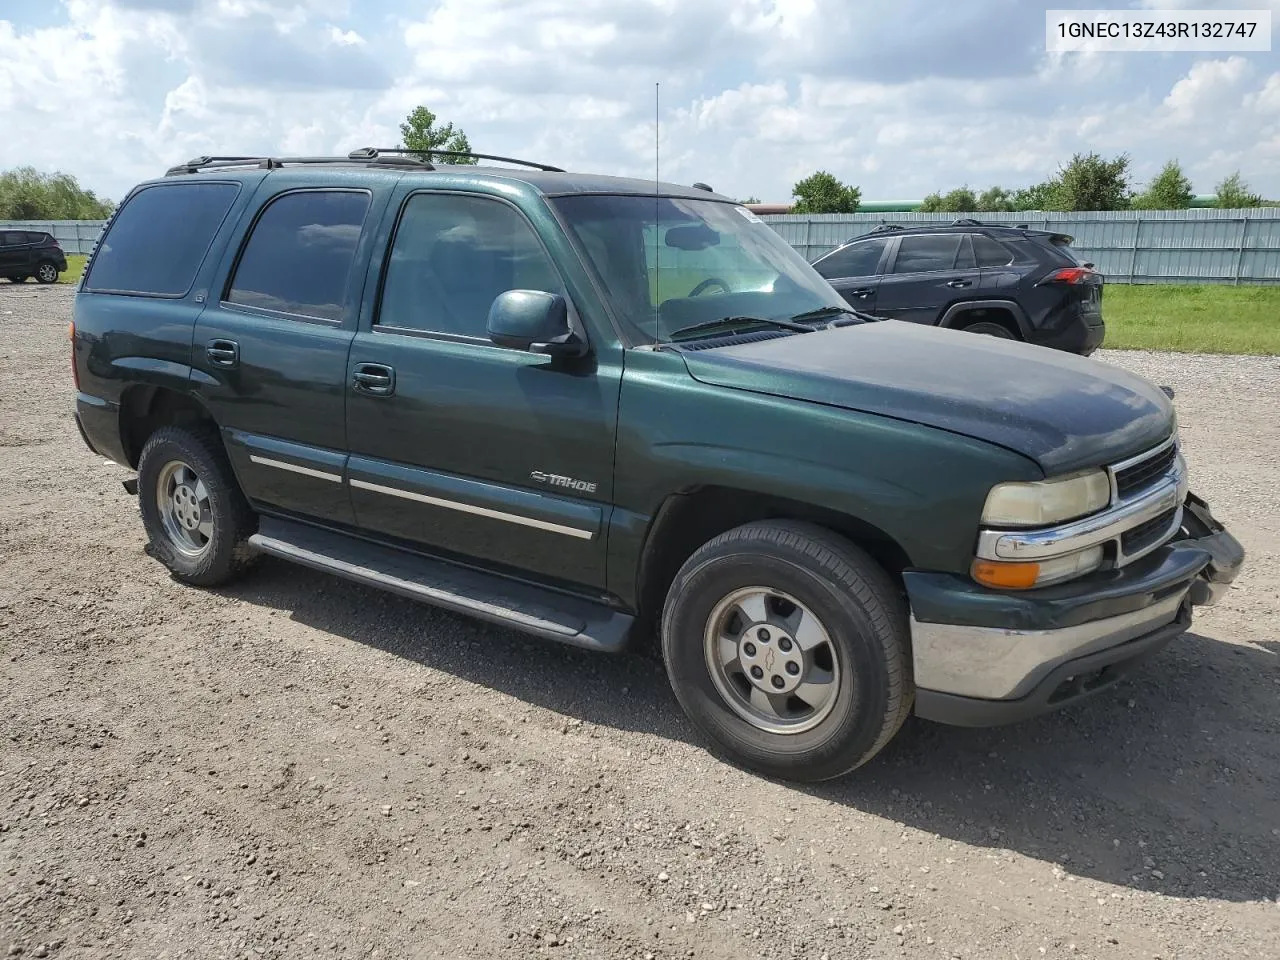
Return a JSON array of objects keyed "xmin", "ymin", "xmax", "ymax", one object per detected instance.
[{"xmin": 1109, "ymin": 435, "xmax": 1179, "ymax": 501}]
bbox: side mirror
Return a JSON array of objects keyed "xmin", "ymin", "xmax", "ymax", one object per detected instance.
[{"xmin": 487, "ymin": 290, "xmax": 587, "ymax": 358}]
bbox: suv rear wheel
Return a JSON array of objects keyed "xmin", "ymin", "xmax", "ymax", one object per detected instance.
[
  {"xmin": 137, "ymin": 425, "xmax": 258, "ymax": 586},
  {"xmin": 35, "ymin": 262, "xmax": 59, "ymax": 284},
  {"xmin": 661, "ymin": 520, "xmax": 913, "ymax": 782},
  {"xmin": 963, "ymin": 320, "xmax": 1017, "ymax": 339}
]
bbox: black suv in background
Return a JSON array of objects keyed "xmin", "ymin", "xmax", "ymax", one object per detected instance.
[
  {"xmin": 810, "ymin": 220, "xmax": 1105, "ymax": 355},
  {"xmin": 0, "ymin": 229, "xmax": 68, "ymax": 284}
]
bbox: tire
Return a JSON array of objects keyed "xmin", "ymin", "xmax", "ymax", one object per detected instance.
[
  {"xmin": 962, "ymin": 320, "xmax": 1017, "ymax": 339},
  {"xmin": 35, "ymin": 262, "xmax": 59, "ymax": 284},
  {"xmin": 7, "ymin": 275, "xmax": 29, "ymax": 284},
  {"xmin": 661, "ymin": 520, "xmax": 913, "ymax": 782},
  {"xmin": 137, "ymin": 425, "xmax": 258, "ymax": 587}
]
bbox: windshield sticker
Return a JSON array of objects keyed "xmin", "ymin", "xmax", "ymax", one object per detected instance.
[{"xmin": 735, "ymin": 206, "xmax": 764, "ymax": 224}]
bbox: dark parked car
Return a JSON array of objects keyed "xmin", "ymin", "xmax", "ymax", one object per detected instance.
[
  {"xmin": 70, "ymin": 150, "xmax": 1242, "ymax": 782},
  {"xmin": 0, "ymin": 229, "xmax": 67, "ymax": 284},
  {"xmin": 810, "ymin": 220, "xmax": 1105, "ymax": 355}
]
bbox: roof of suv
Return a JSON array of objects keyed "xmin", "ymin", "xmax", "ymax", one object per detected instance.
[{"xmin": 149, "ymin": 149, "xmax": 730, "ymax": 202}]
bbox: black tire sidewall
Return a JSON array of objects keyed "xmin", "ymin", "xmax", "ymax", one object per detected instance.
[
  {"xmin": 663, "ymin": 546, "xmax": 897, "ymax": 781},
  {"xmin": 35, "ymin": 263, "xmax": 58, "ymax": 284},
  {"xmin": 964, "ymin": 321, "xmax": 1015, "ymax": 339},
  {"xmin": 137, "ymin": 428, "xmax": 252, "ymax": 585}
]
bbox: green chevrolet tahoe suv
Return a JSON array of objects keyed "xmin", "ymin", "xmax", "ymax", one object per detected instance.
[{"xmin": 71, "ymin": 149, "xmax": 1245, "ymax": 782}]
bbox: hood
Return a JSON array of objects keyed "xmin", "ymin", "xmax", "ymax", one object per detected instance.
[{"xmin": 680, "ymin": 321, "xmax": 1175, "ymax": 476}]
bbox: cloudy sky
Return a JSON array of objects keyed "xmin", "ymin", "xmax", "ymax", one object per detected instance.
[{"xmin": 1, "ymin": 0, "xmax": 1278, "ymax": 204}]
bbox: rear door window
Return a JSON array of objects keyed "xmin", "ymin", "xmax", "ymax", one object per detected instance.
[
  {"xmin": 812, "ymin": 238, "xmax": 889, "ymax": 279},
  {"xmin": 84, "ymin": 182, "xmax": 241, "ymax": 296},
  {"xmin": 225, "ymin": 189, "xmax": 371, "ymax": 323},
  {"xmin": 1, "ymin": 232, "xmax": 25, "ymax": 246},
  {"xmin": 890, "ymin": 235, "xmax": 963, "ymax": 274}
]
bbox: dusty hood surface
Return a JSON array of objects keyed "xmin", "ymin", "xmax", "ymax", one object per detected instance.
[{"xmin": 680, "ymin": 321, "xmax": 1175, "ymax": 476}]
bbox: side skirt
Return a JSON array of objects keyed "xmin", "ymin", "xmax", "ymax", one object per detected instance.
[{"xmin": 248, "ymin": 516, "xmax": 635, "ymax": 653}]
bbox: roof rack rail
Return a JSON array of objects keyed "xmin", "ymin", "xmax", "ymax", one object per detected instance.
[
  {"xmin": 348, "ymin": 147, "xmax": 564, "ymax": 172},
  {"xmin": 951, "ymin": 217, "xmax": 983, "ymax": 226},
  {"xmin": 165, "ymin": 156, "xmax": 283, "ymax": 176},
  {"xmin": 868, "ymin": 223, "xmax": 904, "ymax": 233}
]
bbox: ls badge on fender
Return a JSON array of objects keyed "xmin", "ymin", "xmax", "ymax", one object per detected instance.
[{"xmin": 530, "ymin": 471, "xmax": 598, "ymax": 494}]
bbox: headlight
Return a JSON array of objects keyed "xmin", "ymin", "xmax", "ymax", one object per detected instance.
[
  {"xmin": 971, "ymin": 545, "xmax": 1105, "ymax": 590},
  {"xmin": 981, "ymin": 469, "xmax": 1111, "ymax": 528}
]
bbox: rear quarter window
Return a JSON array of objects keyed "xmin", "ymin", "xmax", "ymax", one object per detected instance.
[
  {"xmin": 1049, "ymin": 237, "xmax": 1091, "ymax": 266},
  {"xmin": 84, "ymin": 181, "xmax": 241, "ymax": 297},
  {"xmin": 973, "ymin": 234, "xmax": 1013, "ymax": 266}
]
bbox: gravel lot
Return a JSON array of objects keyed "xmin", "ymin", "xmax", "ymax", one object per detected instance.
[{"xmin": 2, "ymin": 282, "xmax": 1278, "ymax": 960}]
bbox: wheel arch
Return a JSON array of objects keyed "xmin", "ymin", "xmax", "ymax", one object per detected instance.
[
  {"xmin": 119, "ymin": 384, "xmax": 221, "ymax": 468},
  {"xmin": 634, "ymin": 485, "xmax": 914, "ymax": 636},
  {"xmin": 938, "ymin": 299, "xmax": 1030, "ymax": 339}
]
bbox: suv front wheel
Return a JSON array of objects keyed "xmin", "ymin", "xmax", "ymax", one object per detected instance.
[
  {"xmin": 137, "ymin": 425, "xmax": 259, "ymax": 586},
  {"xmin": 661, "ymin": 520, "xmax": 913, "ymax": 782}
]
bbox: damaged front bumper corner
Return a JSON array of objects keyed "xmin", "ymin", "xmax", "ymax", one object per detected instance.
[{"xmin": 905, "ymin": 491, "xmax": 1245, "ymax": 728}]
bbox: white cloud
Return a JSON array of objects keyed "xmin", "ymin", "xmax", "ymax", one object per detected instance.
[
  {"xmin": 1163, "ymin": 56, "xmax": 1252, "ymax": 120},
  {"xmin": 327, "ymin": 26, "xmax": 365, "ymax": 46}
]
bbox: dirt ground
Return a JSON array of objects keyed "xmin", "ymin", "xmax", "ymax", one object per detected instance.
[{"xmin": 2, "ymin": 281, "xmax": 1278, "ymax": 960}]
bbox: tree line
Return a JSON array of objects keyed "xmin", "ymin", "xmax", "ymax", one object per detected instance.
[
  {"xmin": 789, "ymin": 153, "xmax": 1269, "ymax": 214},
  {"xmin": 0, "ymin": 167, "xmax": 115, "ymax": 220},
  {"xmin": 3, "ymin": 116, "xmax": 1271, "ymax": 223}
]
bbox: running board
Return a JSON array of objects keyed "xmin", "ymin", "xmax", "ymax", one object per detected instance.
[{"xmin": 248, "ymin": 517, "xmax": 634, "ymax": 653}]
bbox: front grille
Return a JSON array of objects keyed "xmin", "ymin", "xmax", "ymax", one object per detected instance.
[
  {"xmin": 1115, "ymin": 444, "xmax": 1177, "ymax": 498},
  {"xmin": 1121, "ymin": 507, "xmax": 1178, "ymax": 555}
]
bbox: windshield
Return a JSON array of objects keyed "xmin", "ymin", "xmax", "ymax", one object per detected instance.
[{"xmin": 551, "ymin": 195, "xmax": 849, "ymax": 343}]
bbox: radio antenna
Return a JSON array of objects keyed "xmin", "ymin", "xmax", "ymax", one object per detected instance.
[{"xmin": 653, "ymin": 81, "xmax": 660, "ymax": 348}]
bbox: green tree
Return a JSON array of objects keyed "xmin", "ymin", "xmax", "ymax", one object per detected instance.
[
  {"xmin": 1049, "ymin": 151, "xmax": 1132, "ymax": 211},
  {"xmin": 1214, "ymin": 171, "xmax": 1262, "ymax": 208},
  {"xmin": 918, "ymin": 191, "xmax": 944, "ymax": 213},
  {"xmin": 1131, "ymin": 159, "xmax": 1194, "ymax": 210},
  {"xmin": 921, "ymin": 185, "xmax": 1012, "ymax": 213},
  {"xmin": 398, "ymin": 106, "xmax": 476, "ymax": 163},
  {"xmin": 1011, "ymin": 180, "xmax": 1059, "ymax": 211},
  {"xmin": 976, "ymin": 186, "xmax": 1016, "ymax": 213},
  {"xmin": 0, "ymin": 167, "xmax": 114, "ymax": 220},
  {"xmin": 790, "ymin": 171, "xmax": 861, "ymax": 214},
  {"xmin": 918, "ymin": 186, "xmax": 978, "ymax": 213},
  {"xmin": 738, "ymin": 195, "xmax": 761, "ymax": 205}
]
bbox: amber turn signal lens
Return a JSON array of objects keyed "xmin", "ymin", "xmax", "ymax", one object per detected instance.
[
  {"xmin": 67, "ymin": 321, "xmax": 75, "ymax": 341},
  {"xmin": 971, "ymin": 559, "xmax": 1041, "ymax": 590}
]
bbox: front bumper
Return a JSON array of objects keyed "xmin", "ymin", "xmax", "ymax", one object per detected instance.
[{"xmin": 907, "ymin": 491, "xmax": 1244, "ymax": 727}]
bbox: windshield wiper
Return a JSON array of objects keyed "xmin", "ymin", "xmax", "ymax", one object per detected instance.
[
  {"xmin": 787, "ymin": 306, "xmax": 850, "ymax": 323},
  {"xmin": 668, "ymin": 315, "xmax": 815, "ymax": 342},
  {"xmin": 789, "ymin": 305, "xmax": 886, "ymax": 326}
]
